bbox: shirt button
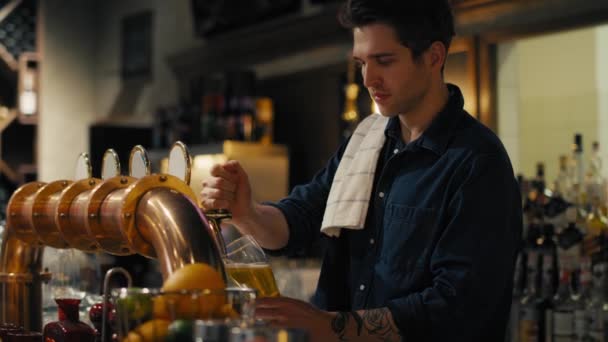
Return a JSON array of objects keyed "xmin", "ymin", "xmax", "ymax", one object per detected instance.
[
  {"xmin": 378, "ymin": 192, "xmax": 385, "ymax": 198},
  {"xmin": 370, "ymin": 238, "xmax": 375, "ymax": 245},
  {"xmin": 360, "ymin": 284, "xmax": 366, "ymax": 291},
  {"xmin": 393, "ymin": 148, "xmax": 399, "ymax": 154}
]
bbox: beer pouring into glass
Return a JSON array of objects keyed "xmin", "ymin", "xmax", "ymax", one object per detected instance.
[
  {"xmin": 167, "ymin": 143, "xmax": 280, "ymax": 298},
  {"xmin": 223, "ymin": 235, "xmax": 280, "ymax": 298}
]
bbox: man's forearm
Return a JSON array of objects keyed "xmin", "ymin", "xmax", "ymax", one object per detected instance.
[
  {"xmin": 230, "ymin": 203, "xmax": 289, "ymax": 250},
  {"xmin": 331, "ymin": 308, "xmax": 401, "ymax": 341}
]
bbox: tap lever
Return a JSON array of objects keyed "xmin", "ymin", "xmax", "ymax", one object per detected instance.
[
  {"xmin": 203, "ymin": 209, "xmax": 231, "ymax": 256},
  {"xmin": 101, "ymin": 267, "xmax": 132, "ymax": 342}
]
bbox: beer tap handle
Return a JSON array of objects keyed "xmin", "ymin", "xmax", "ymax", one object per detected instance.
[{"xmin": 203, "ymin": 209, "xmax": 231, "ymax": 257}]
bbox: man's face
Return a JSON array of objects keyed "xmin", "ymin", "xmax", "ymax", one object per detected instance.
[{"xmin": 352, "ymin": 23, "xmax": 432, "ymax": 117}]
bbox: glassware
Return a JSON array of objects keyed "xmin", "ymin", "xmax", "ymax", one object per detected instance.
[
  {"xmin": 224, "ymin": 235, "xmax": 280, "ymax": 298},
  {"xmin": 5, "ymin": 331, "xmax": 43, "ymax": 342},
  {"xmin": 45, "ymin": 249, "xmax": 89, "ymax": 302},
  {"xmin": 112, "ymin": 287, "xmax": 257, "ymax": 341},
  {"xmin": 0, "ymin": 323, "xmax": 24, "ymax": 340}
]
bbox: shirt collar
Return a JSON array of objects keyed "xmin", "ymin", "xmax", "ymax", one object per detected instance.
[{"xmin": 383, "ymin": 83, "xmax": 466, "ymax": 155}]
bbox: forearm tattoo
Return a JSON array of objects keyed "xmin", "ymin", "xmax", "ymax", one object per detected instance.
[
  {"xmin": 362, "ymin": 308, "xmax": 400, "ymax": 340},
  {"xmin": 331, "ymin": 308, "xmax": 400, "ymax": 341},
  {"xmin": 350, "ymin": 310, "xmax": 364, "ymax": 336},
  {"xmin": 331, "ymin": 312, "xmax": 349, "ymax": 341}
]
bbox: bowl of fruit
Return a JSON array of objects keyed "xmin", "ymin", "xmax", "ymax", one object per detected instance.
[{"xmin": 112, "ymin": 262, "xmax": 257, "ymax": 342}]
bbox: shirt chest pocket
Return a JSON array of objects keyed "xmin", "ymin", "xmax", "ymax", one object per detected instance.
[{"xmin": 380, "ymin": 204, "xmax": 437, "ymax": 275}]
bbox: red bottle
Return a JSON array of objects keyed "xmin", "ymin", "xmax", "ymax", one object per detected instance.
[{"xmin": 43, "ymin": 298, "xmax": 95, "ymax": 342}]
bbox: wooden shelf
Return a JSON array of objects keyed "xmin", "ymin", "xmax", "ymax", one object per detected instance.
[
  {"xmin": 0, "ymin": 109, "xmax": 20, "ymax": 184},
  {"xmin": 454, "ymin": 0, "xmax": 608, "ymax": 39},
  {"xmin": 0, "ymin": 108, "xmax": 17, "ymax": 133},
  {"xmin": 0, "ymin": 158, "xmax": 18, "ymax": 184},
  {"xmin": 0, "ymin": 0, "xmax": 38, "ymax": 184},
  {"xmin": 168, "ymin": 0, "xmax": 608, "ymax": 81},
  {"xmin": 167, "ymin": 3, "xmax": 348, "ymax": 79}
]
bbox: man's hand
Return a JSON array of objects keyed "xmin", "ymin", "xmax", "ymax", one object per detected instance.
[
  {"xmin": 200, "ymin": 160, "xmax": 254, "ymax": 224},
  {"xmin": 256, "ymin": 297, "xmax": 336, "ymax": 341},
  {"xmin": 256, "ymin": 297, "xmax": 401, "ymax": 341},
  {"xmin": 200, "ymin": 160, "xmax": 289, "ymax": 250}
]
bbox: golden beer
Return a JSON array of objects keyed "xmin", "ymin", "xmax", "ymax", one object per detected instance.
[{"xmin": 225, "ymin": 263, "xmax": 280, "ymax": 298}]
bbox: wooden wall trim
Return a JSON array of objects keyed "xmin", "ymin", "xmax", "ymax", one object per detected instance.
[
  {"xmin": 477, "ymin": 38, "xmax": 496, "ymax": 132},
  {"xmin": 456, "ymin": 0, "xmax": 608, "ymax": 41},
  {"xmin": 168, "ymin": 0, "xmax": 608, "ymax": 79},
  {"xmin": 167, "ymin": 3, "xmax": 348, "ymax": 80}
]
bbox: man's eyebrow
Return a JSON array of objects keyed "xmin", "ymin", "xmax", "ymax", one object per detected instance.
[{"xmin": 353, "ymin": 53, "xmax": 396, "ymax": 61}]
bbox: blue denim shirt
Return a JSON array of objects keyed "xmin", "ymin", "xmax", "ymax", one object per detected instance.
[{"xmin": 267, "ymin": 84, "xmax": 522, "ymax": 341}]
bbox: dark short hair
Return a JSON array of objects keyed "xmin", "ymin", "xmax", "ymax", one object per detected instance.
[{"xmin": 338, "ymin": 0, "xmax": 455, "ymax": 59}]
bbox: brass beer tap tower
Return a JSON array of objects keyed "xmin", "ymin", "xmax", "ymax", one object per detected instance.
[{"xmin": 0, "ymin": 142, "xmax": 229, "ymax": 331}]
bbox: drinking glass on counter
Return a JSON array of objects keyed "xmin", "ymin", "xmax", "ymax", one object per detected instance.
[{"xmin": 223, "ymin": 235, "xmax": 280, "ymax": 298}]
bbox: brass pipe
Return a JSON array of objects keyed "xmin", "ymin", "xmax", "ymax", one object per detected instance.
[
  {"xmin": 7, "ymin": 182, "xmax": 45, "ymax": 246},
  {"xmin": 86, "ymin": 176, "xmax": 136, "ymax": 255},
  {"xmin": 135, "ymin": 188, "xmax": 225, "ymax": 280},
  {"xmin": 32, "ymin": 180, "xmax": 72, "ymax": 248},
  {"xmin": 2, "ymin": 181, "xmax": 47, "ymax": 331},
  {"xmin": 57, "ymin": 178, "xmax": 101, "ymax": 252},
  {"xmin": 0, "ymin": 230, "xmax": 44, "ymax": 331},
  {"xmin": 2, "ymin": 173, "xmax": 227, "ymax": 331}
]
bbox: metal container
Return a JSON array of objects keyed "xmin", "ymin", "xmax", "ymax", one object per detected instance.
[{"xmin": 193, "ymin": 320, "xmax": 231, "ymax": 341}]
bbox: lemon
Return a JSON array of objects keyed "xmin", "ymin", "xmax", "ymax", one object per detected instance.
[
  {"xmin": 122, "ymin": 318, "xmax": 170, "ymax": 342},
  {"xmin": 154, "ymin": 263, "xmax": 226, "ymax": 320}
]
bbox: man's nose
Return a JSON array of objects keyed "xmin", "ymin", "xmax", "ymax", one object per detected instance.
[{"xmin": 362, "ymin": 64, "xmax": 381, "ymax": 89}]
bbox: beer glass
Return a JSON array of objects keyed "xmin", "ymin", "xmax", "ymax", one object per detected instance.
[{"xmin": 224, "ymin": 235, "xmax": 280, "ymax": 298}]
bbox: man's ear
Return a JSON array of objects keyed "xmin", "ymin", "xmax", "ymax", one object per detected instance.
[{"xmin": 428, "ymin": 41, "xmax": 447, "ymax": 71}]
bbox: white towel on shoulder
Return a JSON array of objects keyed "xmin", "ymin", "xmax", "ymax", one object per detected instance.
[{"xmin": 321, "ymin": 113, "xmax": 390, "ymax": 237}]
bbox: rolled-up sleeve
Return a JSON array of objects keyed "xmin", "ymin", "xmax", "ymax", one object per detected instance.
[
  {"xmin": 264, "ymin": 138, "xmax": 350, "ymax": 257},
  {"xmin": 386, "ymin": 153, "xmax": 522, "ymax": 341}
]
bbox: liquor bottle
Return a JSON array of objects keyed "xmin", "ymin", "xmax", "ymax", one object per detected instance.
[
  {"xmin": 540, "ymin": 224, "xmax": 559, "ymax": 292},
  {"xmin": 552, "ymin": 270, "xmax": 576, "ymax": 341},
  {"xmin": 510, "ymin": 251, "xmax": 525, "ymax": 342},
  {"xmin": 200, "ymin": 94, "xmax": 214, "ymax": 144},
  {"xmin": 520, "ymin": 249, "xmax": 541, "ymax": 342},
  {"xmin": 572, "ymin": 258, "xmax": 591, "ymax": 341},
  {"xmin": 584, "ymin": 261, "xmax": 608, "ymax": 340},
  {"xmin": 535, "ymin": 162, "xmax": 547, "ymax": 193},
  {"xmin": 225, "ymin": 95, "xmax": 239, "ymax": 141},
  {"xmin": 586, "ymin": 142, "xmax": 605, "ymax": 205},
  {"xmin": 538, "ymin": 224, "xmax": 559, "ymax": 342},
  {"xmin": 214, "ymin": 94, "xmax": 227, "ymax": 142},
  {"xmin": 531, "ymin": 163, "xmax": 549, "ymax": 219},
  {"xmin": 556, "ymin": 209, "xmax": 584, "ymax": 273},
  {"xmin": 570, "ymin": 134, "xmax": 585, "ymax": 207},
  {"xmin": 43, "ymin": 298, "xmax": 96, "ymax": 342},
  {"xmin": 239, "ymin": 95, "xmax": 256, "ymax": 141},
  {"xmin": 556, "ymin": 155, "xmax": 573, "ymax": 202},
  {"xmin": 256, "ymin": 97, "xmax": 274, "ymax": 145},
  {"xmin": 585, "ymin": 198, "xmax": 608, "ymax": 237}
]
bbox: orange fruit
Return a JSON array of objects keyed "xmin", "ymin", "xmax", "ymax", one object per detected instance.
[
  {"xmin": 122, "ymin": 318, "xmax": 170, "ymax": 342},
  {"xmin": 153, "ymin": 263, "xmax": 226, "ymax": 320}
]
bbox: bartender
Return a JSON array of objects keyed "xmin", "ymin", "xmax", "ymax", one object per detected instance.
[{"xmin": 200, "ymin": 0, "xmax": 522, "ymax": 341}]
